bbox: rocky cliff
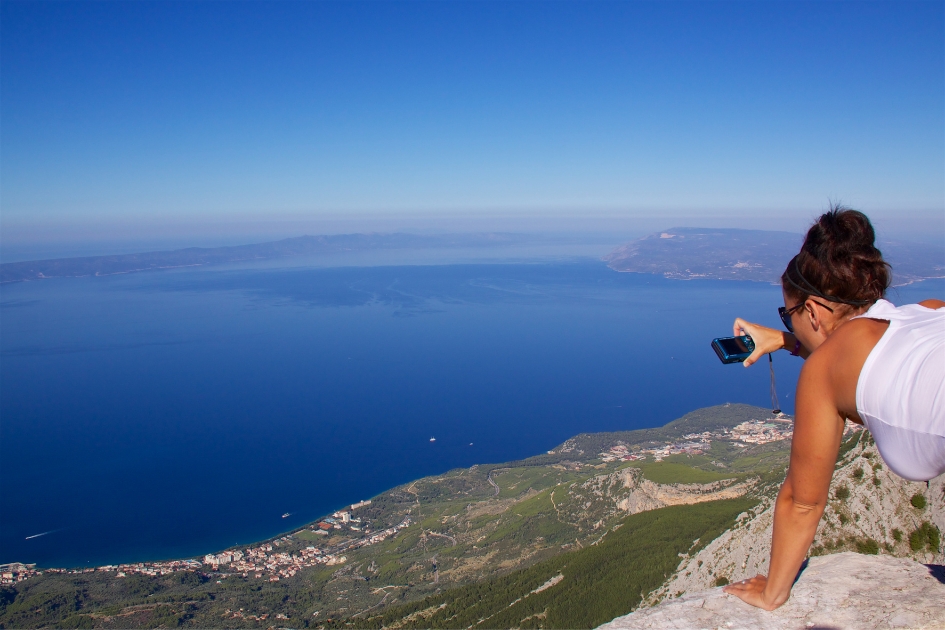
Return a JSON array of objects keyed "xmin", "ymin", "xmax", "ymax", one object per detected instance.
[
  {"xmin": 601, "ymin": 431, "xmax": 945, "ymax": 629},
  {"xmin": 646, "ymin": 433, "xmax": 943, "ymax": 601},
  {"xmin": 614, "ymin": 468, "xmax": 756, "ymax": 515},
  {"xmin": 599, "ymin": 552, "xmax": 945, "ymax": 630}
]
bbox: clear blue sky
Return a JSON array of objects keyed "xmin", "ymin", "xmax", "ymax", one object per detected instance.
[{"xmin": 2, "ymin": 1, "xmax": 943, "ymax": 247}]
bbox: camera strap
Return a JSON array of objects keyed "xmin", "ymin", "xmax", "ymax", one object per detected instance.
[{"xmin": 768, "ymin": 353, "xmax": 781, "ymax": 415}]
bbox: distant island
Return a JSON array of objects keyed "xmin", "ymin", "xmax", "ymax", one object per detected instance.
[
  {"xmin": 0, "ymin": 233, "xmax": 537, "ymax": 284},
  {"xmin": 6, "ymin": 228, "xmax": 942, "ymax": 288},
  {"xmin": 604, "ymin": 227, "xmax": 945, "ymax": 286}
]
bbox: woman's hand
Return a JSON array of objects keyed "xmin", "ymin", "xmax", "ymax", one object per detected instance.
[
  {"xmin": 722, "ymin": 575, "xmax": 783, "ymax": 610},
  {"xmin": 732, "ymin": 318, "xmax": 789, "ymax": 367}
]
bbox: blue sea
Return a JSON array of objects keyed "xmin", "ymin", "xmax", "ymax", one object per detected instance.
[{"xmin": 1, "ymin": 258, "xmax": 941, "ymax": 568}]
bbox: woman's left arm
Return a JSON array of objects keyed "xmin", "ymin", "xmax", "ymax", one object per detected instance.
[{"xmin": 724, "ymin": 351, "xmax": 845, "ymax": 609}]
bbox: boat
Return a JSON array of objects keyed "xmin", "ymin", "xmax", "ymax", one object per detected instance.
[
  {"xmin": 282, "ymin": 513, "xmax": 291, "ymax": 518},
  {"xmin": 429, "ymin": 437, "xmax": 436, "ymax": 442}
]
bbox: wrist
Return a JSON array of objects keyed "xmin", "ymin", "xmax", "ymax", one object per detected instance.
[
  {"xmin": 783, "ymin": 333, "xmax": 801, "ymax": 356},
  {"xmin": 761, "ymin": 587, "xmax": 789, "ymax": 610}
]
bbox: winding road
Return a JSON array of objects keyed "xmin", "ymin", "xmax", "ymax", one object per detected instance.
[
  {"xmin": 487, "ymin": 471, "xmax": 501, "ymax": 497},
  {"xmin": 426, "ymin": 531, "xmax": 457, "ymax": 546}
]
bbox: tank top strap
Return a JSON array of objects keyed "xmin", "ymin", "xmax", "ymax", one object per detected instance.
[{"xmin": 852, "ymin": 299, "xmax": 901, "ymax": 322}]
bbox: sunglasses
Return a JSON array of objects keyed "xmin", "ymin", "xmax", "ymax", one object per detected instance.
[{"xmin": 778, "ymin": 300, "xmax": 834, "ymax": 333}]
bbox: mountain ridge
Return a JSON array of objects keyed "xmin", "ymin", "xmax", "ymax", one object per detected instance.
[{"xmin": 0, "ymin": 233, "xmax": 536, "ymax": 283}]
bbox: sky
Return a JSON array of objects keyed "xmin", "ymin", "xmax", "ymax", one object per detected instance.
[{"xmin": 1, "ymin": 1, "xmax": 943, "ymax": 253}]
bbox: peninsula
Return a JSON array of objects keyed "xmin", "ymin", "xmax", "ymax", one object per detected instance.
[{"xmin": 604, "ymin": 228, "xmax": 945, "ymax": 285}]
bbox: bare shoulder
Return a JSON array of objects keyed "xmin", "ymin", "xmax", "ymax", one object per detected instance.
[
  {"xmin": 819, "ymin": 317, "xmax": 887, "ymax": 359},
  {"xmin": 805, "ymin": 317, "xmax": 888, "ymax": 419},
  {"xmin": 919, "ymin": 299, "xmax": 945, "ymax": 309}
]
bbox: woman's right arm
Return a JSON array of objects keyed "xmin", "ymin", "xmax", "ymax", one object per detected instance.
[
  {"xmin": 732, "ymin": 319, "xmax": 809, "ymax": 367},
  {"xmin": 723, "ymin": 350, "xmax": 844, "ymax": 609}
]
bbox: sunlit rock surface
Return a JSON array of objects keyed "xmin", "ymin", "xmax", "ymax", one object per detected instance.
[
  {"xmin": 648, "ymin": 440, "xmax": 944, "ymax": 602},
  {"xmin": 599, "ymin": 552, "xmax": 945, "ymax": 630}
]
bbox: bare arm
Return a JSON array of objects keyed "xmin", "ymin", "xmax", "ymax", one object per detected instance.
[{"xmin": 724, "ymin": 352, "xmax": 843, "ymax": 608}]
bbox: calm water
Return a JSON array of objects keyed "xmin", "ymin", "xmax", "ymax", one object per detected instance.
[{"xmin": 1, "ymin": 260, "xmax": 940, "ymax": 567}]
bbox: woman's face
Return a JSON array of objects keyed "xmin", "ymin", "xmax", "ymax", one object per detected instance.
[{"xmin": 782, "ymin": 288, "xmax": 831, "ymax": 353}]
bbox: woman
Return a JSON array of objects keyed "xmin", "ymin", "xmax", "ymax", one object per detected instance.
[{"xmin": 722, "ymin": 207, "xmax": 944, "ymax": 611}]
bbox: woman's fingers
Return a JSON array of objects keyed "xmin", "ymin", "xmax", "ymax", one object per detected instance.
[
  {"xmin": 733, "ymin": 318, "xmax": 762, "ymax": 367},
  {"xmin": 732, "ymin": 319, "xmax": 785, "ymax": 367},
  {"xmin": 722, "ymin": 575, "xmax": 765, "ymax": 592},
  {"xmin": 743, "ymin": 349, "xmax": 765, "ymax": 368},
  {"xmin": 733, "ymin": 318, "xmax": 749, "ymax": 338},
  {"xmin": 722, "ymin": 575, "xmax": 778, "ymax": 610}
]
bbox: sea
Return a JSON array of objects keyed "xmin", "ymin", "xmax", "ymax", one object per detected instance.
[{"xmin": 1, "ymin": 256, "xmax": 941, "ymax": 568}]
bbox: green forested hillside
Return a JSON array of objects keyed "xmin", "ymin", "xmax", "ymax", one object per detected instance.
[{"xmin": 348, "ymin": 499, "xmax": 756, "ymax": 630}]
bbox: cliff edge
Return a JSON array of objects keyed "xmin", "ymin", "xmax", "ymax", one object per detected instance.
[{"xmin": 599, "ymin": 552, "xmax": 945, "ymax": 630}]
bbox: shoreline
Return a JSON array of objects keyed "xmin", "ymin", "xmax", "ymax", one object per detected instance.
[{"xmin": 3, "ymin": 405, "xmax": 796, "ymax": 578}]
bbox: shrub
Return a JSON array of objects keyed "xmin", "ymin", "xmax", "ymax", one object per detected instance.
[
  {"xmin": 834, "ymin": 486, "xmax": 850, "ymax": 501},
  {"xmin": 58, "ymin": 615, "xmax": 95, "ymax": 630},
  {"xmin": 855, "ymin": 538, "xmax": 879, "ymax": 555},
  {"xmin": 910, "ymin": 493, "xmax": 927, "ymax": 509},
  {"xmin": 838, "ymin": 513, "xmax": 849, "ymax": 525},
  {"xmin": 872, "ymin": 463, "xmax": 882, "ymax": 471},
  {"xmin": 852, "ymin": 467, "xmax": 864, "ymax": 481},
  {"xmin": 892, "ymin": 528, "xmax": 903, "ymax": 543},
  {"xmin": 909, "ymin": 522, "xmax": 941, "ymax": 553},
  {"xmin": 872, "ymin": 477, "xmax": 881, "ymax": 487},
  {"xmin": 714, "ymin": 576, "xmax": 729, "ymax": 587}
]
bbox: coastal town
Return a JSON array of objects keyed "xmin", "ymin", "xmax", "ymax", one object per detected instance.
[
  {"xmin": 598, "ymin": 416, "xmax": 797, "ymax": 462},
  {"xmin": 0, "ymin": 500, "xmax": 413, "ymax": 587}
]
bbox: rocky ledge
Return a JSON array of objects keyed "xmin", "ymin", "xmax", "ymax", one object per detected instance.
[{"xmin": 599, "ymin": 552, "xmax": 945, "ymax": 630}]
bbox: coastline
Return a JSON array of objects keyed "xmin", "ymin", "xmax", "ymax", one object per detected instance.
[{"xmin": 4, "ymin": 403, "xmax": 793, "ymax": 581}]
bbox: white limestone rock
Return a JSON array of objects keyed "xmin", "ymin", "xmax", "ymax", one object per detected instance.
[
  {"xmin": 599, "ymin": 552, "xmax": 945, "ymax": 630},
  {"xmin": 649, "ymin": 438, "xmax": 944, "ymax": 602},
  {"xmin": 615, "ymin": 468, "xmax": 757, "ymax": 515}
]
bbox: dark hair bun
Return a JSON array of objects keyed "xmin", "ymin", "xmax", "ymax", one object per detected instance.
[{"xmin": 782, "ymin": 206, "xmax": 890, "ymax": 306}]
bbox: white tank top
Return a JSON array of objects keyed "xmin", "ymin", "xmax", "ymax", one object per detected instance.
[{"xmin": 853, "ymin": 299, "xmax": 945, "ymax": 481}]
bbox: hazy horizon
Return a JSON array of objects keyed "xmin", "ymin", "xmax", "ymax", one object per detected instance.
[
  {"xmin": 2, "ymin": 1, "xmax": 942, "ymax": 260},
  {"xmin": 3, "ymin": 207, "xmax": 942, "ymax": 265}
]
